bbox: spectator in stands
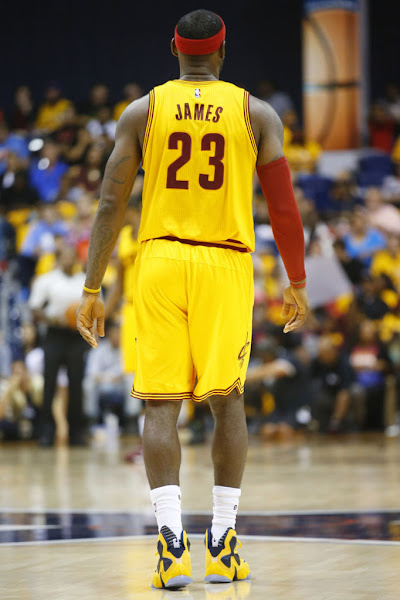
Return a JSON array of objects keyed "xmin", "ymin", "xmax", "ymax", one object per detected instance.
[
  {"xmin": 380, "ymin": 83, "xmax": 400, "ymax": 123},
  {"xmin": 282, "ymin": 110, "xmax": 321, "ymax": 174},
  {"xmin": 365, "ymin": 186, "xmax": 400, "ymax": 233},
  {"xmin": 67, "ymin": 193, "xmax": 96, "ymax": 262},
  {"xmin": 62, "ymin": 127, "xmax": 92, "ymax": 167},
  {"xmin": 67, "ymin": 144, "xmax": 105, "ymax": 196},
  {"xmin": 0, "ymin": 208, "xmax": 15, "ymax": 264},
  {"xmin": 371, "ymin": 232, "xmax": 400, "ymax": 292},
  {"xmin": 34, "ymin": 81, "xmax": 72, "ymax": 133},
  {"xmin": 343, "ymin": 207, "xmax": 386, "ymax": 268},
  {"xmin": 381, "ymin": 161, "xmax": 400, "ymax": 202},
  {"xmin": 0, "ymin": 360, "xmax": 41, "ymax": 440},
  {"xmin": 18, "ymin": 203, "xmax": 69, "ymax": 290},
  {"xmin": 83, "ymin": 321, "xmax": 124, "ymax": 424},
  {"xmin": 349, "ymin": 319, "xmax": 391, "ymax": 430},
  {"xmin": 246, "ymin": 338, "xmax": 306, "ymax": 440},
  {"xmin": 50, "ymin": 105, "xmax": 81, "ymax": 155},
  {"xmin": 368, "ymin": 102, "xmax": 396, "ymax": 153},
  {"xmin": 0, "ymin": 121, "xmax": 29, "ymax": 175},
  {"xmin": 86, "ymin": 106, "xmax": 116, "ymax": 144},
  {"xmin": 0, "ymin": 331, "xmax": 12, "ymax": 378},
  {"xmin": 257, "ymin": 79, "xmax": 294, "ymax": 119},
  {"xmin": 113, "ymin": 83, "xmax": 143, "ymax": 121},
  {"xmin": 0, "ymin": 165, "xmax": 39, "ymax": 213},
  {"xmin": 29, "ymin": 244, "xmax": 88, "ymax": 446},
  {"xmin": 79, "ymin": 83, "xmax": 111, "ymax": 120},
  {"xmin": 352, "ymin": 274, "xmax": 391, "ymax": 321},
  {"xmin": 328, "ymin": 171, "xmax": 362, "ymax": 215},
  {"xmin": 301, "ymin": 198, "xmax": 335, "ymax": 257},
  {"xmin": 9, "ymin": 85, "xmax": 35, "ymax": 132},
  {"xmin": 29, "ymin": 140, "xmax": 68, "ymax": 202},
  {"xmin": 333, "ymin": 239, "xmax": 365, "ymax": 287},
  {"xmin": 311, "ymin": 336, "xmax": 357, "ymax": 433}
]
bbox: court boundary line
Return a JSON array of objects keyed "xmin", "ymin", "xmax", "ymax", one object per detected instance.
[
  {"xmin": 0, "ymin": 533, "xmax": 399, "ymax": 548},
  {"xmin": 1, "ymin": 507, "xmax": 400, "ymax": 515}
]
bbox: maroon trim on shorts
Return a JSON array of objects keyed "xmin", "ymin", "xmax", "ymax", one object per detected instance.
[{"xmin": 157, "ymin": 236, "xmax": 248, "ymax": 253}]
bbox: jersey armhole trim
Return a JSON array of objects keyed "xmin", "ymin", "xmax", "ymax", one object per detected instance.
[
  {"xmin": 243, "ymin": 90, "xmax": 258, "ymax": 157},
  {"xmin": 142, "ymin": 89, "xmax": 155, "ymax": 159}
]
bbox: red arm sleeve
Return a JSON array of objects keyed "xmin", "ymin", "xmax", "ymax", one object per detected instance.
[{"xmin": 256, "ymin": 157, "xmax": 306, "ymax": 283}]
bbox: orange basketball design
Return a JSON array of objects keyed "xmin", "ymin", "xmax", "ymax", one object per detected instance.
[{"xmin": 303, "ymin": 7, "xmax": 361, "ymax": 150}]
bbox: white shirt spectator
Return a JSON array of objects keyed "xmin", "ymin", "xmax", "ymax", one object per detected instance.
[
  {"xmin": 29, "ymin": 268, "xmax": 86, "ymax": 320},
  {"xmin": 86, "ymin": 119, "xmax": 116, "ymax": 140}
]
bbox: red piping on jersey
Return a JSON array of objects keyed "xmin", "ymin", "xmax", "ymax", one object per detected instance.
[{"xmin": 157, "ymin": 236, "xmax": 248, "ymax": 253}]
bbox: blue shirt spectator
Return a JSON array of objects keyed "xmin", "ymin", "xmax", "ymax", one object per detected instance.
[
  {"xmin": 20, "ymin": 204, "xmax": 69, "ymax": 258},
  {"xmin": 343, "ymin": 209, "xmax": 386, "ymax": 268},
  {"xmin": 29, "ymin": 141, "xmax": 68, "ymax": 203},
  {"xmin": 0, "ymin": 122, "xmax": 29, "ymax": 175}
]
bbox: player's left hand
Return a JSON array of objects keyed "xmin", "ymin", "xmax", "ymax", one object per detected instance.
[
  {"xmin": 76, "ymin": 291, "xmax": 105, "ymax": 348},
  {"xmin": 281, "ymin": 285, "xmax": 309, "ymax": 333}
]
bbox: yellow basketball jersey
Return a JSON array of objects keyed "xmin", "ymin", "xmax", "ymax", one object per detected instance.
[
  {"xmin": 117, "ymin": 224, "xmax": 139, "ymax": 303},
  {"xmin": 139, "ymin": 80, "xmax": 257, "ymax": 252}
]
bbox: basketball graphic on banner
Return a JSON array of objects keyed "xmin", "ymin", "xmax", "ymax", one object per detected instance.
[{"xmin": 303, "ymin": 0, "xmax": 361, "ymax": 149}]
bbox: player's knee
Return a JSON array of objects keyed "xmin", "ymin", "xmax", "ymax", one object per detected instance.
[
  {"xmin": 145, "ymin": 399, "xmax": 182, "ymax": 423},
  {"xmin": 208, "ymin": 392, "xmax": 244, "ymax": 418}
]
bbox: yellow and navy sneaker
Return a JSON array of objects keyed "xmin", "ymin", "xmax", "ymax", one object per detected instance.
[
  {"xmin": 204, "ymin": 528, "xmax": 251, "ymax": 583},
  {"xmin": 152, "ymin": 526, "xmax": 192, "ymax": 589}
]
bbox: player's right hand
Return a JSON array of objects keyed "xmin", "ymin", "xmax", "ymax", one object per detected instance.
[
  {"xmin": 76, "ymin": 291, "xmax": 105, "ymax": 348},
  {"xmin": 281, "ymin": 285, "xmax": 310, "ymax": 333}
]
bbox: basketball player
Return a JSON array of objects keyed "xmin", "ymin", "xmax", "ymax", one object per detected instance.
[{"xmin": 77, "ymin": 9, "xmax": 309, "ymax": 589}]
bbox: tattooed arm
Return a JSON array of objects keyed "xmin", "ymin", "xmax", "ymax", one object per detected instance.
[{"xmin": 77, "ymin": 95, "xmax": 149, "ymax": 347}]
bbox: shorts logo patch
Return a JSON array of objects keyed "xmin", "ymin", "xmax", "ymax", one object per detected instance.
[
  {"xmin": 238, "ymin": 332, "xmax": 250, "ymax": 369},
  {"xmin": 195, "ymin": 88, "xmax": 201, "ymax": 98}
]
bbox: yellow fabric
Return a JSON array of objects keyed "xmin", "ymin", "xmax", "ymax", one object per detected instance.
[
  {"xmin": 35, "ymin": 253, "xmax": 56, "ymax": 275},
  {"xmin": 15, "ymin": 223, "xmax": 30, "ymax": 251},
  {"xmin": 7, "ymin": 208, "xmax": 31, "ymax": 228},
  {"xmin": 371, "ymin": 250, "xmax": 400, "ymax": 292},
  {"xmin": 120, "ymin": 302, "xmax": 136, "ymax": 374},
  {"xmin": 140, "ymin": 80, "xmax": 257, "ymax": 252},
  {"xmin": 57, "ymin": 201, "xmax": 77, "ymax": 220},
  {"xmin": 117, "ymin": 224, "xmax": 139, "ymax": 302},
  {"xmin": 131, "ymin": 239, "xmax": 254, "ymax": 402},
  {"xmin": 113, "ymin": 100, "xmax": 129, "ymax": 122},
  {"xmin": 392, "ymin": 136, "xmax": 400, "ymax": 163},
  {"xmin": 116, "ymin": 225, "xmax": 139, "ymax": 374},
  {"xmin": 35, "ymin": 99, "xmax": 72, "ymax": 132}
]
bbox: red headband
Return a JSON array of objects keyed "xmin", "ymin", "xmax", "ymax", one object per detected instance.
[{"xmin": 174, "ymin": 17, "xmax": 226, "ymax": 55}]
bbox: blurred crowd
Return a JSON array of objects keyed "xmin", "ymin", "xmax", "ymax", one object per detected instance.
[{"xmin": 1, "ymin": 79, "xmax": 400, "ymax": 446}]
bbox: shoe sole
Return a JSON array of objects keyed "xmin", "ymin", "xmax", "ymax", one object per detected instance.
[
  {"xmin": 152, "ymin": 575, "xmax": 193, "ymax": 589},
  {"xmin": 204, "ymin": 575, "xmax": 232, "ymax": 583},
  {"xmin": 204, "ymin": 574, "xmax": 251, "ymax": 583}
]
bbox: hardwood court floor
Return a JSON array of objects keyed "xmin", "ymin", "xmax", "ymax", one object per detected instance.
[
  {"xmin": 0, "ymin": 434, "xmax": 399, "ymax": 599},
  {"xmin": 0, "ymin": 537, "xmax": 398, "ymax": 600}
]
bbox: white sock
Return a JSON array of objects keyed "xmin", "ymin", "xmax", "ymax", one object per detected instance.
[
  {"xmin": 150, "ymin": 485, "xmax": 183, "ymax": 540},
  {"xmin": 211, "ymin": 485, "xmax": 241, "ymax": 543}
]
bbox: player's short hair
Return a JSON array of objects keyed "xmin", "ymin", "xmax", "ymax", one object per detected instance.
[{"xmin": 176, "ymin": 9, "xmax": 222, "ymax": 40}]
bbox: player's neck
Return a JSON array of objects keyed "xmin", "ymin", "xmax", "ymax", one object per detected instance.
[{"xmin": 178, "ymin": 64, "xmax": 219, "ymax": 81}]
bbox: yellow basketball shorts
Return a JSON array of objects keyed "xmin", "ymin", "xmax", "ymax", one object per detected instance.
[
  {"xmin": 131, "ymin": 239, "xmax": 254, "ymax": 403},
  {"xmin": 120, "ymin": 301, "xmax": 136, "ymax": 374}
]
